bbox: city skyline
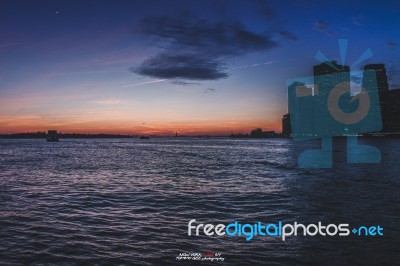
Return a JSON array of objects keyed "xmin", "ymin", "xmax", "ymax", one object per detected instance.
[{"xmin": 1, "ymin": 0, "xmax": 399, "ymax": 135}]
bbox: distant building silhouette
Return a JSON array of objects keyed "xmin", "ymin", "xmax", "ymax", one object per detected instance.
[
  {"xmin": 231, "ymin": 128, "xmax": 277, "ymax": 138},
  {"xmin": 46, "ymin": 130, "xmax": 59, "ymax": 142},
  {"xmin": 250, "ymin": 128, "xmax": 276, "ymax": 138},
  {"xmin": 250, "ymin": 128, "xmax": 263, "ymax": 137},
  {"xmin": 282, "ymin": 113, "xmax": 291, "ymax": 137},
  {"xmin": 363, "ymin": 64, "xmax": 400, "ymax": 134}
]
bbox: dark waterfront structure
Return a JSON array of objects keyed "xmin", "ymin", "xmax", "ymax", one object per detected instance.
[
  {"xmin": 46, "ymin": 130, "xmax": 59, "ymax": 142},
  {"xmin": 0, "ymin": 132, "xmax": 133, "ymax": 139},
  {"xmin": 230, "ymin": 128, "xmax": 277, "ymax": 138},
  {"xmin": 250, "ymin": 128, "xmax": 276, "ymax": 138}
]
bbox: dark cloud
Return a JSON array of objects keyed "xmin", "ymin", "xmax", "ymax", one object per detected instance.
[
  {"xmin": 132, "ymin": 53, "xmax": 227, "ymax": 80},
  {"xmin": 251, "ymin": 0, "xmax": 275, "ymax": 19},
  {"xmin": 386, "ymin": 40, "xmax": 398, "ymax": 51},
  {"xmin": 279, "ymin": 31, "xmax": 298, "ymax": 41},
  {"xmin": 141, "ymin": 16, "xmax": 277, "ymax": 56},
  {"xmin": 132, "ymin": 15, "xmax": 280, "ymax": 81},
  {"xmin": 313, "ymin": 20, "xmax": 334, "ymax": 36}
]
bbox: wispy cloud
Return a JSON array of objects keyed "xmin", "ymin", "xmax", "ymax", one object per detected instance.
[
  {"xmin": 314, "ymin": 20, "xmax": 328, "ymax": 31},
  {"xmin": 0, "ymin": 43, "xmax": 20, "ymax": 49},
  {"xmin": 93, "ymin": 99, "xmax": 126, "ymax": 105},
  {"xmin": 204, "ymin": 88, "xmax": 216, "ymax": 93},
  {"xmin": 279, "ymin": 31, "xmax": 298, "ymax": 41},
  {"xmin": 121, "ymin": 79, "xmax": 167, "ymax": 87},
  {"xmin": 77, "ymin": 47, "xmax": 141, "ymax": 68},
  {"xmin": 170, "ymin": 80, "xmax": 200, "ymax": 86},
  {"xmin": 386, "ymin": 40, "xmax": 398, "ymax": 51},
  {"xmin": 351, "ymin": 15, "xmax": 365, "ymax": 26},
  {"xmin": 231, "ymin": 61, "xmax": 275, "ymax": 70}
]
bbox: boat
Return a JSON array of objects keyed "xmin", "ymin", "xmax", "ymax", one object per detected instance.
[
  {"xmin": 46, "ymin": 130, "xmax": 59, "ymax": 142},
  {"xmin": 139, "ymin": 136, "xmax": 149, "ymax": 139}
]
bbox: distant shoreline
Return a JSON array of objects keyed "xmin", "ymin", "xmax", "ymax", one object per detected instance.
[
  {"xmin": 1, "ymin": 132, "xmax": 400, "ymax": 139},
  {"xmin": 0, "ymin": 133, "xmax": 133, "ymax": 139}
]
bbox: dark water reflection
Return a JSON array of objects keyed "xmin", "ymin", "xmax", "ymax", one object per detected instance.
[{"xmin": 0, "ymin": 138, "xmax": 399, "ymax": 265}]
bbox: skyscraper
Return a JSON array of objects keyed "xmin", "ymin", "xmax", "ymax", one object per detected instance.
[
  {"xmin": 282, "ymin": 113, "xmax": 291, "ymax": 137},
  {"xmin": 313, "ymin": 60, "xmax": 350, "ymax": 76},
  {"xmin": 363, "ymin": 64, "xmax": 400, "ymax": 134},
  {"xmin": 314, "ymin": 61, "xmax": 351, "ymax": 135}
]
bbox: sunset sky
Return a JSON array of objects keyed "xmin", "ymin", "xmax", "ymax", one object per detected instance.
[{"xmin": 1, "ymin": 0, "xmax": 399, "ymax": 135}]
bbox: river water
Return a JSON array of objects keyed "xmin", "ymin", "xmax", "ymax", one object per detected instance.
[{"xmin": 0, "ymin": 138, "xmax": 399, "ymax": 265}]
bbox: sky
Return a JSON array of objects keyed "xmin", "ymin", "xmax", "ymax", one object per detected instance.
[{"xmin": 0, "ymin": 0, "xmax": 399, "ymax": 135}]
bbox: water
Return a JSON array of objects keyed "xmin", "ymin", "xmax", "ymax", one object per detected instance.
[{"xmin": 0, "ymin": 138, "xmax": 399, "ymax": 265}]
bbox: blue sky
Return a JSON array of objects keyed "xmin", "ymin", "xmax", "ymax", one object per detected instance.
[{"xmin": 0, "ymin": 0, "xmax": 399, "ymax": 134}]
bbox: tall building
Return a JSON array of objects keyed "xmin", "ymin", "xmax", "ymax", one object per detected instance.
[
  {"xmin": 282, "ymin": 113, "xmax": 291, "ymax": 137},
  {"xmin": 287, "ymin": 81, "xmax": 316, "ymax": 137},
  {"xmin": 313, "ymin": 60, "xmax": 350, "ymax": 76},
  {"xmin": 363, "ymin": 64, "xmax": 400, "ymax": 133},
  {"xmin": 314, "ymin": 61, "xmax": 351, "ymax": 135},
  {"xmin": 313, "ymin": 61, "xmax": 350, "ymax": 96}
]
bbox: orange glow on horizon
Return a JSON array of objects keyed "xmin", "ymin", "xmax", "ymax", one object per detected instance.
[
  {"xmin": 0, "ymin": 83, "xmax": 285, "ymax": 136},
  {"xmin": 0, "ymin": 116, "xmax": 282, "ymax": 136}
]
